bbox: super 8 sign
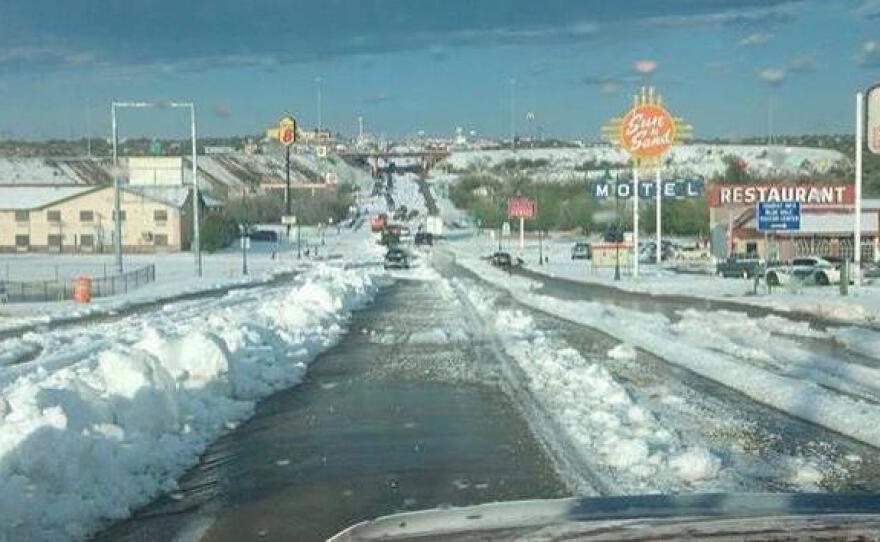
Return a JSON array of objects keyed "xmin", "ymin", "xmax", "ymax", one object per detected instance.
[
  {"xmin": 279, "ymin": 116, "xmax": 296, "ymax": 146},
  {"xmin": 507, "ymin": 196, "xmax": 536, "ymax": 218}
]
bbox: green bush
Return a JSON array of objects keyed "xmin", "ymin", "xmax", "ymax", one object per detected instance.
[{"xmin": 200, "ymin": 212, "xmax": 239, "ymax": 252}]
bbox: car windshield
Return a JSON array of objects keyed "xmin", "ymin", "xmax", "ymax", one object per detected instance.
[{"xmin": 4, "ymin": 1, "xmax": 880, "ymax": 541}]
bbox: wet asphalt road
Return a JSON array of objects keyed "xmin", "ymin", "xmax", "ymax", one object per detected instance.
[{"xmin": 93, "ymin": 277, "xmax": 567, "ymax": 542}]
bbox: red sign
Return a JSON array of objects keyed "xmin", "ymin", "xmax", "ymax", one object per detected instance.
[
  {"xmin": 278, "ymin": 116, "xmax": 296, "ymax": 146},
  {"xmin": 618, "ymin": 103, "xmax": 675, "ymax": 160},
  {"xmin": 507, "ymin": 196, "xmax": 536, "ymax": 218},
  {"xmin": 705, "ymin": 182, "xmax": 854, "ymax": 207}
]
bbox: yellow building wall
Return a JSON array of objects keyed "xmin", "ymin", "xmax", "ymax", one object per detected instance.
[{"xmin": 0, "ymin": 187, "xmax": 186, "ymax": 253}]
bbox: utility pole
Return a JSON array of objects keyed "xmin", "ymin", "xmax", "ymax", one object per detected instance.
[
  {"xmin": 316, "ymin": 76, "xmax": 323, "ymax": 129},
  {"xmin": 855, "ymin": 91, "xmax": 864, "ymax": 286},
  {"xmin": 509, "ymin": 78, "xmax": 516, "ymax": 151},
  {"xmin": 285, "ymin": 144, "xmax": 292, "ymax": 242},
  {"xmin": 189, "ymin": 103, "xmax": 201, "ymax": 277}
]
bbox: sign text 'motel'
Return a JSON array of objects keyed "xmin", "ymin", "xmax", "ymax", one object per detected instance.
[
  {"xmin": 588, "ymin": 179, "xmax": 704, "ymax": 199},
  {"xmin": 757, "ymin": 201, "xmax": 801, "ymax": 231}
]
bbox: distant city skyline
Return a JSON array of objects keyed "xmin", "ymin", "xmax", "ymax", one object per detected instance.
[{"xmin": 2, "ymin": 1, "xmax": 880, "ymax": 140}]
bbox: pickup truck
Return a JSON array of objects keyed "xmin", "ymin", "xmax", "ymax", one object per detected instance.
[{"xmin": 715, "ymin": 253, "xmax": 764, "ymax": 278}]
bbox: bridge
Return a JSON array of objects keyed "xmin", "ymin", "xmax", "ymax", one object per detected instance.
[{"xmin": 337, "ymin": 149, "xmax": 449, "ymax": 175}]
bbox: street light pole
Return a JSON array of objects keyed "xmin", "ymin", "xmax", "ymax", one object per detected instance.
[
  {"xmin": 316, "ymin": 76, "xmax": 323, "ymax": 129},
  {"xmin": 111, "ymin": 102, "xmax": 123, "ymax": 275},
  {"xmin": 509, "ymin": 78, "xmax": 516, "ymax": 152},
  {"xmin": 187, "ymin": 103, "xmax": 201, "ymax": 277}
]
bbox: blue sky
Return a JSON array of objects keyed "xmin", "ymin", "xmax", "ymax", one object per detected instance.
[{"xmin": 1, "ymin": 0, "xmax": 879, "ymax": 140}]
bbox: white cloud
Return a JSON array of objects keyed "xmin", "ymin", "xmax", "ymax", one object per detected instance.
[
  {"xmin": 788, "ymin": 55, "xmax": 817, "ymax": 73},
  {"xmin": 739, "ymin": 32, "xmax": 771, "ymax": 46},
  {"xmin": 858, "ymin": 40, "xmax": 880, "ymax": 66},
  {"xmin": 633, "ymin": 59, "xmax": 657, "ymax": 74},
  {"xmin": 758, "ymin": 66, "xmax": 786, "ymax": 85}
]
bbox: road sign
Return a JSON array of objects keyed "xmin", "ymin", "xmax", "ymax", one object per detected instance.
[
  {"xmin": 502, "ymin": 221, "xmax": 511, "ymax": 237},
  {"xmin": 278, "ymin": 116, "xmax": 296, "ymax": 146},
  {"xmin": 757, "ymin": 201, "xmax": 801, "ymax": 231},
  {"xmin": 316, "ymin": 145, "xmax": 328, "ymax": 158},
  {"xmin": 281, "ymin": 215, "xmax": 297, "ymax": 225},
  {"xmin": 867, "ymin": 84, "xmax": 880, "ymax": 155},
  {"xmin": 507, "ymin": 196, "xmax": 536, "ymax": 218}
]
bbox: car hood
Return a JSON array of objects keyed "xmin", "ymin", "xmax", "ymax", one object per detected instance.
[{"xmin": 328, "ymin": 493, "xmax": 880, "ymax": 541}]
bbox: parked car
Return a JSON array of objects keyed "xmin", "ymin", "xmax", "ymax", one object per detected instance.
[
  {"xmin": 765, "ymin": 256, "xmax": 841, "ymax": 286},
  {"xmin": 571, "ymin": 242, "xmax": 591, "ymax": 260},
  {"xmin": 715, "ymin": 253, "xmax": 765, "ymax": 278},
  {"xmin": 384, "ymin": 247, "xmax": 410, "ymax": 269},
  {"xmin": 414, "ymin": 232, "xmax": 433, "ymax": 246}
]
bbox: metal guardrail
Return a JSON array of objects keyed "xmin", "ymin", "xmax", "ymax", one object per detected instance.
[{"xmin": 0, "ymin": 264, "xmax": 155, "ymax": 303}]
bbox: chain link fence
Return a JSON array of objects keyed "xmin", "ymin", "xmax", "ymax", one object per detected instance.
[{"xmin": 0, "ymin": 264, "xmax": 155, "ymax": 303}]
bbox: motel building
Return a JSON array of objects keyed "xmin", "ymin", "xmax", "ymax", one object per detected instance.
[
  {"xmin": 706, "ymin": 181, "xmax": 880, "ymax": 263},
  {"xmin": 0, "ymin": 157, "xmax": 222, "ymax": 254}
]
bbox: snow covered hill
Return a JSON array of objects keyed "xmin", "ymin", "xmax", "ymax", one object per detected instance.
[{"xmin": 442, "ymin": 144, "xmax": 849, "ymax": 183}]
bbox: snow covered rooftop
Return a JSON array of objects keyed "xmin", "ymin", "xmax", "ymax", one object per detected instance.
[
  {"xmin": 124, "ymin": 185, "xmax": 191, "ymax": 208},
  {"xmin": 0, "ymin": 185, "xmax": 97, "ymax": 210}
]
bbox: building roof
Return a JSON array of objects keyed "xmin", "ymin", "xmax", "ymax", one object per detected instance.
[
  {"xmin": 0, "ymin": 185, "xmax": 97, "ymax": 210},
  {"xmin": 124, "ymin": 185, "xmax": 191, "ymax": 208}
]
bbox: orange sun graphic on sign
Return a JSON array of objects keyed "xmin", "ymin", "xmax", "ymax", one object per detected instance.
[{"xmin": 602, "ymin": 87, "xmax": 691, "ymax": 165}]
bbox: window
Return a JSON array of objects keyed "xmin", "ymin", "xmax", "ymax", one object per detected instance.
[
  {"xmin": 14, "ymin": 234, "xmax": 29, "ymax": 247},
  {"xmin": 47, "ymin": 234, "xmax": 62, "ymax": 248},
  {"xmin": 79, "ymin": 210, "xmax": 94, "ymax": 222},
  {"xmin": 80, "ymin": 234, "xmax": 94, "ymax": 247},
  {"xmin": 154, "ymin": 233, "xmax": 169, "ymax": 246},
  {"xmin": 154, "ymin": 209, "xmax": 168, "ymax": 222},
  {"xmin": 47, "ymin": 210, "xmax": 61, "ymax": 222},
  {"xmin": 14, "ymin": 210, "xmax": 29, "ymax": 222}
]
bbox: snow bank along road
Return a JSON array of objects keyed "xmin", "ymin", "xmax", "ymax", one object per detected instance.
[
  {"xmin": 0, "ymin": 263, "xmax": 379, "ymax": 542},
  {"xmin": 446, "ymin": 248, "xmax": 880, "ymax": 491}
]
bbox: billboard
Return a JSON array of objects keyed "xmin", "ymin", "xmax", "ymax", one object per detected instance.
[
  {"xmin": 705, "ymin": 183, "xmax": 853, "ymax": 207},
  {"xmin": 601, "ymin": 86, "xmax": 690, "ymax": 164},
  {"xmin": 507, "ymin": 196, "xmax": 536, "ymax": 218}
]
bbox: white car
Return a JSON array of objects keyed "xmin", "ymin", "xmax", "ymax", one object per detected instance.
[{"xmin": 765, "ymin": 256, "xmax": 841, "ymax": 286}]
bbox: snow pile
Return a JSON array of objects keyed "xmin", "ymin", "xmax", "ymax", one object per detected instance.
[
  {"xmin": 607, "ymin": 343, "xmax": 637, "ymax": 361},
  {"xmin": 0, "ymin": 264, "xmax": 378, "ymax": 541},
  {"xmin": 459, "ymin": 282, "xmax": 725, "ymax": 493},
  {"xmin": 453, "ymin": 253, "xmax": 880, "ymax": 451}
]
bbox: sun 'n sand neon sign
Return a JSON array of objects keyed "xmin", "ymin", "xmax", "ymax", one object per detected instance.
[{"xmin": 601, "ymin": 86, "xmax": 691, "ymax": 165}]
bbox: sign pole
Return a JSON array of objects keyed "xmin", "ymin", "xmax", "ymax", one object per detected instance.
[
  {"xmin": 655, "ymin": 167, "xmax": 662, "ymax": 266},
  {"xmin": 633, "ymin": 166, "xmax": 639, "ymax": 278},
  {"xmin": 519, "ymin": 216, "xmax": 525, "ymax": 250},
  {"xmin": 856, "ymin": 92, "xmax": 864, "ymax": 286}
]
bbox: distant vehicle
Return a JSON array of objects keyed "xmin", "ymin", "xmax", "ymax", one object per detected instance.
[
  {"xmin": 370, "ymin": 213, "xmax": 388, "ymax": 232},
  {"xmin": 248, "ymin": 229, "xmax": 278, "ymax": 242},
  {"xmin": 407, "ymin": 209, "xmax": 420, "ymax": 220},
  {"xmin": 414, "ymin": 232, "xmax": 433, "ymax": 246},
  {"xmin": 489, "ymin": 251, "xmax": 523, "ymax": 270},
  {"xmin": 571, "ymin": 242, "xmax": 591, "ymax": 260},
  {"xmin": 399, "ymin": 226, "xmax": 413, "ymax": 242},
  {"xmin": 765, "ymin": 256, "xmax": 841, "ymax": 286},
  {"xmin": 715, "ymin": 253, "xmax": 764, "ymax": 278},
  {"xmin": 384, "ymin": 247, "xmax": 410, "ymax": 269},
  {"xmin": 0, "ymin": 283, "xmax": 7, "ymax": 304},
  {"xmin": 674, "ymin": 244, "xmax": 710, "ymax": 261},
  {"xmin": 426, "ymin": 216, "xmax": 444, "ymax": 237}
]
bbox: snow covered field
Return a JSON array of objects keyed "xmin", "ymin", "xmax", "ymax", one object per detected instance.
[
  {"xmin": 453, "ymin": 232, "xmax": 880, "ymax": 325},
  {"xmin": 0, "ymin": 226, "xmax": 385, "ymax": 335}
]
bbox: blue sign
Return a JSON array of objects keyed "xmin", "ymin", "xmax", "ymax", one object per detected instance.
[
  {"xmin": 588, "ymin": 179, "xmax": 703, "ymax": 199},
  {"xmin": 757, "ymin": 201, "xmax": 800, "ymax": 231}
]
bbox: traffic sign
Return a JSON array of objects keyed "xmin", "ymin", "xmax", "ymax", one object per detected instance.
[
  {"xmin": 281, "ymin": 215, "xmax": 297, "ymax": 225},
  {"xmin": 324, "ymin": 171, "xmax": 336, "ymax": 184},
  {"xmin": 507, "ymin": 196, "xmax": 536, "ymax": 218},
  {"xmin": 502, "ymin": 221, "xmax": 511, "ymax": 237},
  {"xmin": 278, "ymin": 115, "xmax": 296, "ymax": 146},
  {"xmin": 757, "ymin": 201, "xmax": 800, "ymax": 231},
  {"xmin": 316, "ymin": 145, "xmax": 328, "ymax": 158}
]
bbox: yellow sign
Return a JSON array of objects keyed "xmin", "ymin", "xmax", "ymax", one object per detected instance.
[
  {"xmin": 279, "ymin": 115, "xmax": 296, "ymax": 146},
  {"xmin": 602, "ymin": 87, "xmax": 691, "ymax": 165}
]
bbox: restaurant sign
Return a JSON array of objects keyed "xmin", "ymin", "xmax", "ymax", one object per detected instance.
[{"xmin": 705, "ymin": 183, "xmax": 854, "ymax": 207}]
